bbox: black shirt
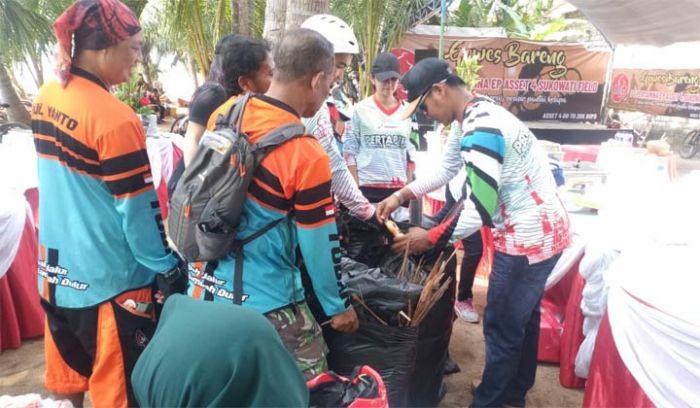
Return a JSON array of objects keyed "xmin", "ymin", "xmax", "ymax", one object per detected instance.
[{"xmin": 188, "ymin": 82, "xmax": 227, "ymax": 126}]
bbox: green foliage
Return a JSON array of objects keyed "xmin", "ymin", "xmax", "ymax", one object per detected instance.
[
  {"xmin": 114, "ymin": 70, "xmax": 151, "ymax": 114},
  {"xmin": 121, "ymin": 0, "xmax": 149, "ymax": 17},
  {"xmin": 0, "ymin": 0, "xmax": 54, "ymax": 63},
  {"xmin": 331, "ymin": 0, "xmax": 432, "ymax": 98},
  {"xmin": 450, "ymin": 0, "xmax": 574, "ymax": 41},
  {"xmin": 455, "ymin": 54, "xmax": 482, "ymax": 91},
  {"xmin": 155, "ymin": 0, "xmax": 233, "ymax": 76},
  {"xmin": 252, "ymin": 0, "xmax": 267, "ymax": 38}
]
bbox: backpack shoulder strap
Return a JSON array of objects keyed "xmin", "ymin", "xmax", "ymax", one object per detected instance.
[
  {"xmin": 215, "ymin": 92, "xmax": 251, "ymax": 130},
  {"xmin": 252, "ymin": 123, "xmax": 307, "ymax": 151},
  {"xmin": 231, "ymin": 213, "xmax": 292, "ymax": 305}
]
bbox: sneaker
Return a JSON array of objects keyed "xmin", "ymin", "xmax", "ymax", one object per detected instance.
[{"xmin": 455, "ymin": 298, "xmax": 480, "ymax": 323}]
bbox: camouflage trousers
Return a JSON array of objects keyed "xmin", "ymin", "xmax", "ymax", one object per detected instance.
[{"xmin": 265, "ymin": 302, "xmax": 328, "ymax": 380}]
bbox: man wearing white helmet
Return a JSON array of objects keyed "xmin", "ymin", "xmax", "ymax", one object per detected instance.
[{"xmin": 301, "ymin": 14, "xmax": 375, "ymax": 221}]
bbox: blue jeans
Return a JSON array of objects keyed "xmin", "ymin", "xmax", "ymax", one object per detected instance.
[{"xmin": 472, "ymin": 251, "xmax": 561, "ymax": 408}]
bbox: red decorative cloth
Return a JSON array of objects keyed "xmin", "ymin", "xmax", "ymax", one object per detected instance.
[
  {"xmin": 0, "ymin": 213, "xmax": 43, "ymax": 352},
  {"xmin": 560, "ymin": 145, "xmax": 601, "ymax": 163},
  {"xmin": 559, "ymin": 268, "xmax": 586, "ymax": 389},
  {"xmin": 583, "ymin": 312, "xmax": 654, "ymax": 408},
  {"xmin": 538, "ymin": 299, "xmax": 563, "ymax": 363},
  {"xmin": 537, "ymin": 257, "xmax": 582, "ymax": 364}
]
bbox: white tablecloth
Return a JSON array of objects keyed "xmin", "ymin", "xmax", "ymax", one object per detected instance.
[{"xmin": 607, "ymin": 244, "xmax": 700, "ymax": 407}]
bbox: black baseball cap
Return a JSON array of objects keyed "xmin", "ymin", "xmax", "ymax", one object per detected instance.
[
  {"xmin": 399, "ymin": 57, "xmax": 454, "ymax": 120},
  {"xmin": 371, "ymin": 53, "xmax": 401, "ymax": 81}
]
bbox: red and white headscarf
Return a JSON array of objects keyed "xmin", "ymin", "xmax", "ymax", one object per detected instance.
[{"xmin": 53, "ymin": 0, "xmax": 141, "ymax": 86}]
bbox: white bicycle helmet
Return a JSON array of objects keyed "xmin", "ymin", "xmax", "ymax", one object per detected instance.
[{"xmin": 301, "ymin": 14, "xmax": 359, "ymax": 55}]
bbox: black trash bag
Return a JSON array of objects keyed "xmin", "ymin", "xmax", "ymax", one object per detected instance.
[
  {"xmin": 340, "ymin": 257, "xmax": 422, "ymax": 322},
  {"xmin": 308, "ymin": 367, "xmax": 384, "ymax": 408},
  {"xmin": 376, "ymin": 250, "xmax": 421, "ymax": 280},
  {"xmin": 337, "ymin": 212, "xmax": 391, "ymax": 266},
  {"xmin": 408, "ymin": 253, "xmax": 457, "ymax": 407},
  {"xmin": 309, "ymin": 380, "xmax": 347, "ymax": 407},
  {"xmin": 327, "ymin": 320, "xmax": 418, "ymax": 408},
  {"xmin": 314, "ymin": 212, "xmax": 458, "ymax": 407}
]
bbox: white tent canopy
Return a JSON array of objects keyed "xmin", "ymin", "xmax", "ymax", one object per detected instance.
[
  {"xmin": 567, "ymin": 0, "xmax": 700, "ymax": 46},
  {"xmin": 614, "ymin": 41, "xmax": 700, "ymax": 69}
]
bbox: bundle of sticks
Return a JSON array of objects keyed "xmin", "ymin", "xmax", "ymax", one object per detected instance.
[
  {"xmin": 385, "ymin": 220, "xmax": 455, "ymax": 328},
  {"xmin": 409, "ymin": 252, "xmax": 454, "ymax": 327}
]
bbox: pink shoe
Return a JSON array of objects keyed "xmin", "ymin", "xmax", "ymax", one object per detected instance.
[{"xmin": 454, "ymin": 298, "xmax": 480, "ymax": 323}]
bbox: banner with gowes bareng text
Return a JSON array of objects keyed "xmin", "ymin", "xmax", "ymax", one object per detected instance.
[
  {"xmin": 608, "ymin": 68, "xmax": 700, "ymax": 119},
  {"xmin": 393, "ymin": 36, "xmax": 611, "ymax": 122}
]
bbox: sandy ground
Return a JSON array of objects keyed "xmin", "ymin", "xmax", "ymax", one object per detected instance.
[
  {"xmin": 0, "ymin": 279, "xmax": 583, "ymax": 407},
  {"xmin": 440, "ymin": 283, "xmax": 583, "ymax": 407}
]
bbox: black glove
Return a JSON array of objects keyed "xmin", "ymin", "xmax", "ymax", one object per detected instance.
[{"xmin": 156, "ymin": 257, "xmax": 189, "ymax": 300}]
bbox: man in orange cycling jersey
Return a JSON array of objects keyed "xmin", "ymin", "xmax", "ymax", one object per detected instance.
[
  {"xmin": 32, "ymin": 1, "xmax": 185, "ymax": 406},
  {"xmin": 188, "ymin": 29, "xmax": 358, "ymax": 379}
]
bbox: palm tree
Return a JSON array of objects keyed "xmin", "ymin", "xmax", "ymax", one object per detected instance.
[
  {"xmin": 263, "ymin": 0, "xmax": 329, "ymax": 45},
  {"xmin": 450, "ymin": 0, "xmax": 592, "ymax": 42},
  {"xmin": 332, "ymin": 0, "xmax": 432, "ymax": 98},
  {"xmin": 0, "ymin": 0, "xmax": 55, "ymax": 124},
  {"xmin": 263, "ymin": 0, "xmax": 287, "ymax": 45},
  {"xmin": 284, "ymin": 0, "xmax": 328, "ymax": 32},
  {"xmin": 158, "ymin": 0, "xmax": 233, "ymax": 77}
]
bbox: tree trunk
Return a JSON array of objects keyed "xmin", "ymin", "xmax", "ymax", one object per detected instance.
[
  {"xmin": 141, "ymin": 42, "xmax": 159, "ymax": 86},
  {"xmin": 262, "ymin": 0, "xmax": 287, "ymax": 46},
  {"xmin": 0, "ymin": 59, "xmax": 31, "ymax": 125},
  {"xmin": 188, "ymin": 57, "xmax": 200, "ymax": 89},
  {"xmin": 233, "ymin": 0, "xmax": 254, "ymax": 36},
  {"xmin": 284, "ymin": 0, "xmax": 328, "ymax": 32},
  {"xmin": 8, "ymin": 68, "xmax": 28, "ymax": 100}
]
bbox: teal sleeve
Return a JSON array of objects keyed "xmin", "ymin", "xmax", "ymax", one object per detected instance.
[
  {"xmin": 114, "ymin": 191, "xmax": 178, "ymax": 274},
  {"xmin": 293, "ymin": 153, "xmax": 349, "ymax": 316},
  {"xmin": 296, "ymin": 222, "xmax": 348, "ymax": 316},
  {"xmin": 98, "ymin": 120, "xmax": 178, "ymax": 274}
]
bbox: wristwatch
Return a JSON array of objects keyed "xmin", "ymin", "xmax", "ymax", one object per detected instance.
[{"xmin": 392, "ymin": 190, "xmax": 403, "ymax": 204}]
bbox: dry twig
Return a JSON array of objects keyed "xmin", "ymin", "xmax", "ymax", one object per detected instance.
[{"xmin": 352, "ymin": 295, "xmax": 388, "ymax": 326}]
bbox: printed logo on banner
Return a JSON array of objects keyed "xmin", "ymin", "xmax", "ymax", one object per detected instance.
[{"xmin": 610, "ymin": 73, "xmax": 631, "ymax": 103}]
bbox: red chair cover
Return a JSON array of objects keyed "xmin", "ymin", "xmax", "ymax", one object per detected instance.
[
  {"xmin": 537, "ymin": 258, "xmax": 582, "ymax": 363},
  {"xmin": 559, "ymin": 269, "xmax": 586, "ymax": 389},
  {"xmin": 25, "ymin": 188, "xmax": 38, "ymax": 225},
  {"xmin": 538, "ymin": 299, "xmax": 563, "ymax": 363}
]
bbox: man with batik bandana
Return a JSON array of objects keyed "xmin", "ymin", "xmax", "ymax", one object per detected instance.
[{"xmin": 32, "ymin": 1, "xmax": 185, "ymax": 406}]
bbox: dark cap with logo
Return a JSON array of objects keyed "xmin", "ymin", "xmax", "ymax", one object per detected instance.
[
  {"xmin": 371, "ymin": 52, "xmax": 401, "ymax": 81},
  {"xmin": 399, "ymin": 57, "xmax": 454, "ymax": 119}
]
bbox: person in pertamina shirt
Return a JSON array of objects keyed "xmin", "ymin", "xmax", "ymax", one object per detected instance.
[{"xmin": 344, "ymin": 52, "xmax": 416, "ymax": 205}]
